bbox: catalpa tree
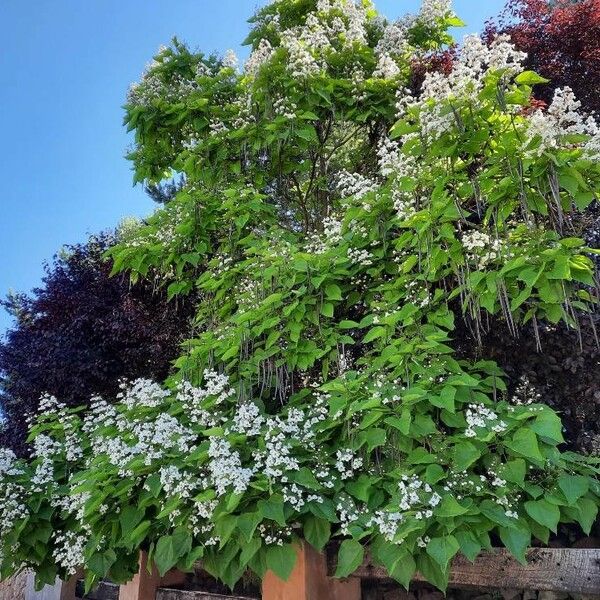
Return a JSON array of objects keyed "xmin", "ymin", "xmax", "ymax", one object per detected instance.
[{"xmin": 2, "ymin": 0, "xmax": 600, "ymax": 593}]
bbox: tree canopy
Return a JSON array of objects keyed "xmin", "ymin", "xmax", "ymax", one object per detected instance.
[
  {"xmin": 487, "ymin": 0, "xmax": 600, "ymax": 115},
  {"xmin": 1, "ymin": 0, "xmax": 600, "ymax": 593},
  {"xmin": 0, "ymin": 232, "xmax": 194, "ymax": 455}
]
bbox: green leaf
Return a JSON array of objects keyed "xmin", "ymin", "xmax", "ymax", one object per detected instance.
[
  {"xmin": 504, "ymin": 428, "xmax": 544, "ymax": 462},
  {"xmin": 389, "ymin": 551, "xmax": 416, "ymax": 589},
  {"xmin": 525, "ymin": 499, "xmax": 560, "ymax": 533},
  {"xmin": 503, "ymin": 459, "xmax": 526, "ymax": 484},
  {"xmin": 385, "ymin": 409, "xmax": 412, "ymax": 435},
  {"xmin": 357, "ymin": 427, "xmax": 387, "ymax": 451},
  {"xmin": 154, "ymin": 529, "xmax": 192, "ymax": 577},
  {"xmin": 119, "ymin": 505, "xmax": 144, "ymax": 538},
  {"xmin": 499, "ymin": 526, "xmax": 530, "ymax": 565},
  {"xmin": 237, "ymin": 512, "xmax": 262, "ymax": 543},
  {"xmin": 417, "ymin": 554, "xmax": 449, "ymax": 591},
  {"xmin": 426, "ymin": 535, "xmax": 459, "ymax": 570},
  {"xmin": 558, "ymin": 474, "xmax": 589, "ymax": 505},
  {"xmin": 515, "ymin": 70, "xmax": 550, "ymax": 85},
  {"xmin": 259, "ymin": 494, "xmax": 287, "ymax": 526},
  {"xmin": 88, "ymin": 550, "xmax": 117, "ymax": 578},
  {"xmin": 436, "ymin": 495, "xmax": 469, "ymax": 518},
  {"xmin": 325, "ymin": 284, "xmax": 343, "ymax": 301},
  {"xmin": 321, "ymin": 303, "xmax": 334, "ymax": 318},
  {"xmin": 479, "ymin": 500, "xmax": 516, "ymax": 528},
  {"xmin": 363, "ymin": 326, "xmax": 386, "ymax": 344},
  {"xmin": 239, "ymin": 537, "xmax": 262, "ymax": 567},
  {"xmin": 266, "ymin": 543, "xmax": 297, "ymax": 581},
  {"xmin": 335, "ymin": 539, "xmax": 364, "ymax": 578},
  {"xmin": 530, "ymin": 411, "xmax": 564, "ymax": 444},
  {"xmin": 576, "ymin": 497, "xmax": 598, "ymax": 535},
  {"xmin": 454, "ymin": 530, "xmax": 482, "ymax": 562},
  {"xmin": 453, "ymin": 442, "xmax": 481, "ymax": 470},
  {"xmin": 346, "ymin": 474, "xmax": 373, "ymax": 502},
  {"xmin": 129, "ymin": 520, "xmax": 152, "ymax": 547},
  {"xmin": 304, "ymin": 516, "xmax": 331, "ymax": 551},
  {"xmin": 339, "ymin": 320, "xmax": 360, "ymax": 329}
]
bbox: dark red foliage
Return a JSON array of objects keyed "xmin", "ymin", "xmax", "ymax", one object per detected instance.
[
  {"xmin": 0, "ymin": 233, "xmax": 194, "ymax": 455},
  {"xmin": 486, "ymin": 0, "xmax": 600, "ymax": 115},
  {"xmin": 409, "ymin": 47, "xmax": 457, "ymax": 95}
]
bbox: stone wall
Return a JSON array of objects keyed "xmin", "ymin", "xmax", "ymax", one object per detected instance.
[{"xmin": 0, "ymin": 571, "xmax": 29, "ymax": 600}]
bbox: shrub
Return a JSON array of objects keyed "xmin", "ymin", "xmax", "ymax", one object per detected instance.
[
  {"xmin": 486, "ymin": 0, "xmax": 600, "ymax": 115},
  {"xmin": 2, "ymin": 0, "xmax": 600, "ymax": 593},
  {"xmin": 0, "ymin": 232, "xmax": 194, "ymax": 455}
]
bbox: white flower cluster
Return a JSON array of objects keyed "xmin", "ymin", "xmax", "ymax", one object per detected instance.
[
  {"xmin": 335, "ymin": 448, "xmax": 363, "ymax": 480},
  {"xmin": 159, "ymin": 465, "xmax": 197, "ymax": 499},
  {"xmin": 306, "ymin": 216, "xmax": 343, "ymax": 254},
  {"xmin": 377, "ymin": 137, "xmax": 418, "ymax": 179},
  {"xmin": 375, "ymin": 20, "xmax": 410, "ymax": 58},
  {"xmin": 511, "ymin": 375, "xmax": 542, "ymax": 406},
  {"xmin": 273, "ymin": 96, "xmax": 298, "ymax": 120},
  {"xmin": 52, "ymin": 530, "xmax": 87, "ymax": 576},
  {"xmin": 336, "ymin": 171, "xmax": 378, "ymax": 200},
  {"xmin": 462, "ymin": 230, "xmax": 503, "ymax": 268},
  {"xmin": 260, "ymin": 0, "xmax": 371, "ymax": 80},
  {"xmin": 373, "ymin": 53, "xmax": 401, "ymax": 79},
  {"xmin": 259, "ymin": 523, "xmax": 292, "ymax": 546},
  {"xmin": 31, "ymin": 434, "xmax": 59, "ymax": 490},
  {"xmin": 393, "ymin": 190, "xmax": 417, "ymax": 221},
  {"xmin": 368, "ymin": 510, "xmax": 404, "ymax": 541},
  {"xmin": 222, "ymin": 49, "xmax": 239, "ymax": 69},
  {"xmin": 280, "ymin": 31, "xmax": 322, "ymax": 79},
  {"xmin": 256, "ymin": 396, "xmax": 328, "ymax": 484},
  {"xmin": 337, "ymin": 496, "xmax": 364, "ymax": 535},
  {"xmin": 134, "ymin": 413, "xmax": 195, "ymax": 462},
  {"xmin": 465, "ymin": 403, "xmax": 507, "ymax": 438},
  {"xmin": 118, "ymin": 378, "xmax": 170, "ymax": 410},
  {"xmin": 38, "ymin": 393, "xmax": 66, "ymax": 417},
  {"xmin": 208, "ymin": 437, "xmax": 253, "ymax": 496},
  {"xmin": 526, "ymin": 86, "xmax": 600, "ymax": 159},
  {"xmin": 418, "ymin": 0, "xmax": 453, "ymax": 28},
  {"xmin": 347, "ymin": 247, "xmax": 374, "ymax": 266},
  {"xmin": 0, "ymin": 449, "xmax": 23, "ymax": 477},
  {"xmin": 282, "ymin": 483, "xmax": 323, "ymax": 511},
  {"xmin": 52, "ymin": 489, "xmax": 91, "ymax": 522},
  {"xmin": 0, "ymin": 481, "xmax": 28, "ymax": 545},
  {"xmin": 399, "ymin": 34, "xmax": 527, "ymax": 141},
  {"xmin": 232, "ymin": 401, "xmax": 264, "ymax": 436},
  {"xmin": 127, "ymin": 47, "xmax": 207, "ymax": 107},
  {"xmin": 245, "ymin": 39, "xmax": 275, "ymax": 76}
]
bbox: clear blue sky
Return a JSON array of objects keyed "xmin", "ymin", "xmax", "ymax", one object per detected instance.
[{"xmin": 0, "ymin": 0, "xmax": 505, "ymax": 336}]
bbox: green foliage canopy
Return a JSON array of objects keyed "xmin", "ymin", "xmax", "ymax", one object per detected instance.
[{"xmin": 2, "ymin": 0, "xmax": 600, "ymax": 593}]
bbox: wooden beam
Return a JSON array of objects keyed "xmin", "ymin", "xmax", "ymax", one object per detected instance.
[
  {"xmin": 262, "ymin": 542, "xmax": 360, "ymax": 600},
  {"xmin": 333, "ymin": 548, "xmax": 600, "ymax": 596},
  {"xmin": 156, "ymin": 589, "xmax": 254, "ymax": 600}
]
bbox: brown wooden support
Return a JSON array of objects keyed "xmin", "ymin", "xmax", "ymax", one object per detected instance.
[
  {"xmin": 118, "ymin": 552, "xmax": 186, "ymax": 600},
  {"xmin": 262, "ymin": 542, "xmax": 360, "ymax": 600}
]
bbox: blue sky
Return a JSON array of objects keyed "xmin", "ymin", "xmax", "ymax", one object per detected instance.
[{"xmin": 0, "ymin": 0, "xmax": 505, "ymax": 336}]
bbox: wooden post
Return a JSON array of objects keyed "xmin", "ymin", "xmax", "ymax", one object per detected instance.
[
  {"xmin": 119, "ymin": 552, "xmax": 186, "ymax": 600},
  {"xmin": 262, "ymin": 542, "xmax": 360, "ymax": 600}
]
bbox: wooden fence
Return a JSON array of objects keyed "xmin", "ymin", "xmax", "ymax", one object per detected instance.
[{"xmin": 17, "ymin": 543, "xmax": 600, "ymax": 600}]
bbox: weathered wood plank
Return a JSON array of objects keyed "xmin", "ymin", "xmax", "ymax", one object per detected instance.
[
  {"xmin": 76, "ymin": 580, "xmax": 119, "ymax": 600},
  {"xmin": 156, "ymin": 589, "xmax": 254, "ymax": 600},
  {"xmin": 333, "ymin": 548, "xmax": 600, "ymax": 596}
]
